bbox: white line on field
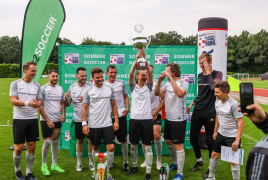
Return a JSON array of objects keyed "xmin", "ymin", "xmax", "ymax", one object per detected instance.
[
  {"xmin": 1, "ymin": 93, "xmax": 6, "ymax": 95},
  {"xmin": 242, "ymin": 133, "xmax": 259, "ymax": 143}
]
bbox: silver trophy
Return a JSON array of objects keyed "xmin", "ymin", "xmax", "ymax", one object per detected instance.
[{"xmin": 129, "ymin": 24, "xmax": 151, "ymax": 69}]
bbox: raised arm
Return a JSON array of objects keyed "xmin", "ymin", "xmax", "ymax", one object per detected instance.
[
  {"xmin": 129, "ymin": 59, "xmax": 137, "ymax": 87},
  {"xmin": 155, "ymin": 75, "xmax": 166, "ymax": 96}
]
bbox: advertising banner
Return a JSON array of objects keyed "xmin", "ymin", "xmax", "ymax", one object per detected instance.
[
  {"xmin": 20, "ymin": 0, "xmax": 65, "ymax": 82},
  {"xmin": 59, "ymin": 45, "xmax": 197, "ymax": 156}
]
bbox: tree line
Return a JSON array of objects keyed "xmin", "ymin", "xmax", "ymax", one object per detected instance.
[{"xmin": 0, "ymin": 29, "xmax": 267, "ymax": 73}]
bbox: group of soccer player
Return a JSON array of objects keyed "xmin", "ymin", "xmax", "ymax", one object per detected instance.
[{"xmin": 10, "ymin": 50, "xmax": 244, "ymax": 180}]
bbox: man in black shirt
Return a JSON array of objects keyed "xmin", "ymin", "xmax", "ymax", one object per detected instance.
[{"xmin": 186, "ymin": 53, "xmax": 222, "ymax": 178}]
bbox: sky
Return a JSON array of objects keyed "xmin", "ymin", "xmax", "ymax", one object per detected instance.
[{"xmin": 1, "ymin": 0, "xmax": 268, "ymax": 45}]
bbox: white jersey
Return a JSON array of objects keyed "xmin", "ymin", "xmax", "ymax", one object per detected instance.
[
  {"xmin": 83, "ymin": 84, "xmax": 115, "ymax": 128},
  {"xmin": 163, "ymin": 79, "xmax": 189, "ymax": 121},
  {"xmin": 129, "ymin": 82, "xmax": 152, "ymax": 120},
  {"xmin": 215, "ymin": 97, "xmax": 243, "ymax": 137},
  {"xmin": 40, "ymin": 84, "xmax": 64, "ymax": 122},
  {"xmin": 104, "ymin": 79, "xmax": 128, "ymax": 117},
  {"xmin": 9, "ymin": 79, "xmax": 42, "ymax": 119},
  {"xmin": 151, "ymin": 79, "xmax": 163, "ymax": 114},
  {"xmin": 68, "ymin": 81, "xmax": 92, "ymax": 122}
]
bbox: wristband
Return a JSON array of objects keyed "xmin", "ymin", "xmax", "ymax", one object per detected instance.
[
  {"xmin": 25, "ymin": 101, "xmax": 29, "ymax": 106},
  {"xmin": 82, "ymin": 121, "xmax": 87, "ymax": 126}
]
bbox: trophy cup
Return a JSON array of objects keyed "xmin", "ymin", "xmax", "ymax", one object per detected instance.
[{"xmin": 129, "ymin": 24, "xmax": 151, "ymax": 69}]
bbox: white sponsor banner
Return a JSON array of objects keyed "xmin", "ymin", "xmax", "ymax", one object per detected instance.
[{"xmin": 198, "ymin": 30, "xmax": 227, "ymax": 80}]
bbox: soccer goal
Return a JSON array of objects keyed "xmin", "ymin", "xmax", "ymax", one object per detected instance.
[{"xmin": 234, "ymin": 73, "xmax": 249, "ymax": 82}]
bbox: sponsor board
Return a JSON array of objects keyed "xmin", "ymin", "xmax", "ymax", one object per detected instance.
[
  {"xmin": 110, "ymin": 54, "xmax": 125, "ymax": 64},
  {"xmin": 65, "ymin": 130, "xmax": 70, "ymax": 141},
  {"xmin": 155, "ymin": 54, "xmax": 169, "ymax": 64},
  {"xmin": 65, "ymin": 53, "xmax": 79, "ymax": 64},
  {"xmin": 187, "ymin": 112, "xmax": 192, "ymax": 122},
  {"xmin": 181, "ymin": 74, "xmax": 195, "ymax": 84},
  {"xmin": 198, "ymin": 31, "xmax": 216, "ymax": 48}
]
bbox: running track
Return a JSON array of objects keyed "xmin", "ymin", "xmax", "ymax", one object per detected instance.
[{"xmin": 254, "ymin": 88, "xmax": 268, "ymax": 97}]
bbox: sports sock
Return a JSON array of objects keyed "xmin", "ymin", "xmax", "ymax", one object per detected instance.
[
  {"xmin": 208, "ymin": 157, "xmax": 219, "ymax": 178},
  {"xmin": 121, "ymin": 143, "xmax": 128, "ymax": 163},
  {"xmin": 177, "ymin": 150, "xmax": 185, "ymax": 175},
  {"xmin": 88, "ymin": 153, "xmax": 93, "ymax": 165},
  {"xmin": 107, "ymin": 151, "xmax": 114, "ymax": 175},
  {"xmin": 167, "ymin": 145, "xmax": 177, "ymax": 164},
  {"xmin": 42, "ymin": 140, "xmax": 51, "ymax": 166},
  {"xmin": 142, "ymin": 144, "xmax": 146, "ymax": 156},
  {"xmin": 145, "ymin": 146, "xmax": 153, "ymax": 174},
  {"xmin": 13, "ymin": 151, "xmax": 22, "ymax": 172},
  {"xmin": 231, "ymin": 165, "xmax": 240, "ymax": 180},
  {"xmin": 51, "ymin": 139, "xmax": 59, "ymax": 166},
  {"xmin": 26, "ymin": 152, "xmax": 36, "ymax": 175},
  {"xmin": 76, "ymin": 152, "xmax": 83, "ymax": 166},
  {"xmin": 92, "ymin": 149, "xmax": 99, "ymax": 168},
  {"xmin": 130, "ymin": 145, "xmax": 138, "ymax": 167},
  {"xmin": 155, "ymin": 139, "xmax": 162, "ymax": 162},
  {"xmin": 197, "ymin": 157, "xmax": 202, "ymax": 162}
]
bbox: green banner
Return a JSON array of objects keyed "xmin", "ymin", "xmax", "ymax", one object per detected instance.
[
  {"xmin": 59, "ymin": 45, "xmax": 197, "ymax": 155},
  {"xmin": 20, "ymin": 0, "xmax": 65, "ymax": 82}
]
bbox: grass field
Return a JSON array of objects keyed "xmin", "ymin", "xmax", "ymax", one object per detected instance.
[
  {"xmin": 1, "ymin": 78, "xmax": 267, "ymax": 180},
  {"xmin": 250, "ymin": 80, "xmax": 268, "ymax": 89}
]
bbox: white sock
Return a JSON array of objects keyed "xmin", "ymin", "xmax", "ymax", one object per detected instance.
[
  {"xmin": 167, "ymin": 145, "xmax": 177, "ymax": 164},
  {"xmin": 13, "ymin": 151, "xmax": 22, "ymax": 172},
  {"xmin": 121, "ymin": 143, "xmax": 128, "ymax": 163},
  {"xmin": 42, "ymin": 140, "xmax": 51, "ymax": 166},
  {"xmin": 177, "ymin": 150, "xmax": 185, "ymax": 175},
  {"xmin": 92, "ymin": 149, "xmax": 99, "ymax": 168},
  {"xmin": 155, "ymin": 139, "xmax": 162, "ymax": 162},
  {"xmin": 51, "ymin": 139, "xmax": 59, "ymax": 166},
  {"xmin": 208, "ymin": 158, "xmax": 219, "ymax": 178},
  {"xmin": 197, "ymin": 157, "xmax": 202, "ymax": 162},
  {"xmin": 76, "ymin": 152, "xmax": 83, "ymax": 166},
  {"xmin": 145, "ymin": 146, "xmax": 153, "ymax": 174},
  {"xmin": 26, "ymin": 152, "xmax": 36, "ymax": 175},
  {"xmin": 107, "ymin": 151, "xmax": 114, "ymax": 175},
  {"xmin": 130, "ymin": 145, "xmax": 138, "ymax": 167},
  {"xmin": 88, "ymin": 153, "xmax": 93, "ymax": 165},
  {"xmin": 231, "ymin": 165, "xmax": 240, "ymax": 180}
]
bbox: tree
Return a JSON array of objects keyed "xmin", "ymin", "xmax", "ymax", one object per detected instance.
[
  {"xmin": 80, "ymin": 36, "xmax": 125, "ymax": 45},
  {"xmin": 0, "ymin": 36, "xmax": 21, "ymax": 64}
]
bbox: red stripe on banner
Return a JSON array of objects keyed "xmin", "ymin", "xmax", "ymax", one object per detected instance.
[{"xmin": 198, "ymin": 28, "xmax": 227, "ymax": 31}]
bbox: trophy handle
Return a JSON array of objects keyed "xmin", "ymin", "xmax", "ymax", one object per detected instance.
[
  {"xmin": 129, "ymin": 36, "xmax": 135, "ymax": 50},
  {"xmin": 146, "ymin": 36, "xmax": 151, "ymax": 50}
]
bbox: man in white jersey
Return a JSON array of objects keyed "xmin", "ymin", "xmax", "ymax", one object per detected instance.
[
  {"xmin": 205, "ymin": 81, "xmax": 244, "ymax": 180},
  {"xmin": 10, "ymin": 61, "xmax": 42, "ymax": 180},
  {"xmin": 64, "ymin": 67, "xmax": 93, "ymax": 171},
  {"xmin": 82, "ymin": 67, "xmax": 119, "ymax": 180},
  {"xmin": 155, "ymin": 63, "xmax": 189, "ymax": 180},
  {"xmin": 104, "ymin": 65, "xmax": 130, "ymax": 172},
  {"xmin": 128, "ymin": 50, "xmax": 154, "ymax": 180},
  {"xmin": 37, "ymin": 69, "xmax": 65, "ymax": 176},
  {"xmin": 140, "ymin": 64, "xmax": 165, "ymax": 170}
]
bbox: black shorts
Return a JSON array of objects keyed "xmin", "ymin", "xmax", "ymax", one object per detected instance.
[
  {"xmin": 90, "ymin": 126, "xmax": 115, "ymax": 146},
  {"xmin": 112, "ymin": 116, "xmax": 127, "ymax": 142},
  {"xmin": 129, "ymin": 119, "xmax": 154, "ymax": 145},
  {"xmin": 75, "ymin": 122, "xmax": 90, "ymax": 139},
  {"xmin": 152, "ymin": 114, "xmax": 162, "ymax": 126},
  {"xmin": 213, "ymin": 133, "xmax": 241, "ymax": 153},
  {"xmin": 164, "ymin": 120, "xmax": 186, "ymax": 144},
  {"xmin": 13, "ymin": 119, "xmax": 39, "ymax": 144},
  {"xmin": 41, "ymin": 121, "xmax": 62, "ymax": 139}
]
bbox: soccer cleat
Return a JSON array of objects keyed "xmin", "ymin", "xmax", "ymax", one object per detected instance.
[
  {"xmin": 191, "ymin": 161, "xmax": 204, "ymax": 172},
  {"xmin": 173, "ymin": 173, "xmax": 184, "ymax": 180},
  {"xmin": 156, "ymin": 161, "xmax": 162, "ymax": 170},
  {"xmin": 109, "ymin": 162, "xmax": 115, "ymax": 170},
  {"xmin": 128, "ymin": 167, "xmax": 138, "ymax": 175},
  {"xmin": 204, "ymin": 178, "xmax": 215, "ymax": 180},
  {"xmin": 202, "ymin": 169, "xmax": 210, "ymax": 178},
  {"xmin": 25, "ymin": 173, "xmax": 38, "ymax": 180},
  {"xmin": 76, "ymin": 164, "xmax": 83, "ymax": 171},
  {"xmin": 140, "ymin": 160, "xmax": 146, "ymax": 167},
  {"xmin": 15, "ymin": 170, "xmax": 25, "ymax": 180},
  {"xmin": 145, "ymin": 173, "xmax": 151, "ymax": 180},
  {"xmin": 169, "ymin": 163, "xmax": 178, "ymax": 171},
  {"xmin": 107, "ymin": 173, "xmax": 114, "ymax": 180},
  {"xmin": 51, "ymin": 164, "xmax": 65, "ymax": 172},
  {"xmin": 41, "ymin": 164, "xmax": 50, "ymax": 176},
  {"xmin": 89, "ymin": 163, "xmax": 95, "ymax": 171},
  {"xmin": 122, "ymin": 162, "xmax": 129, "ymax": 172}
]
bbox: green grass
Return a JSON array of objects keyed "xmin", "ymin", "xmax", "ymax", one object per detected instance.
[
  {"xmin": 250, "ymin": 80, "xmax": 268, "ymax": 89},
  {"xmin": 1, "ymin": 78, "xmax": 267, "ymax": 180}
]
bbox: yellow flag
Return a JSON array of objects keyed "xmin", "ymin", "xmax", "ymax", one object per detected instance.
[{"xmin": 227, "ymin": 76, "xmax": 241, "ymax": 92}]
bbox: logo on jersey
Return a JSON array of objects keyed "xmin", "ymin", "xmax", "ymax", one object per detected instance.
[
  {"xmin": 65, "ymin": 53, "xmax": 79, "ymax": 64},
  {"xmin": 181, "ymin": 74, "xmax": 195, "ymax": 84},
  {"xmin": 65, "ymin": 130, "xmax": 70, "ymax": 141},
  {"xmin": 198, "ymin": 31, "xmax": 216, "ymax": 48},
  {"xmin": 155, "ymin": 54, "xmax": 169, "ymax": 65},
  {"xmin": 110, "ymin": 54, "xmax": 125, "ymax": 64}
]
